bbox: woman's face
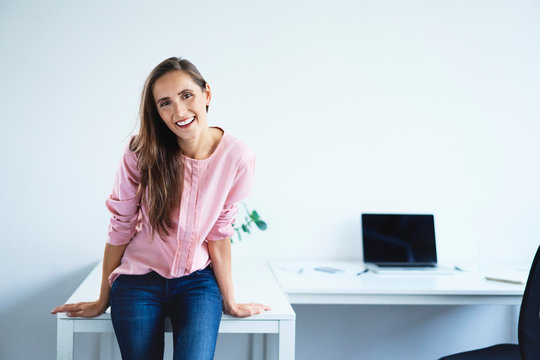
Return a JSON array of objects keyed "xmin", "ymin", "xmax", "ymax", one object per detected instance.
[{"xmin": 153, "ymin": 70, "xmax": 211, "ymax": 145}]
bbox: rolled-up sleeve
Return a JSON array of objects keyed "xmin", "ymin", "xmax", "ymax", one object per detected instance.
[
  {"xmin": 105, "ymin": 139, "xmax": 142, "ymax": 245},
  {"xmin": 206, "ymin": 151, "xmax": 255, "ymax": 241}
]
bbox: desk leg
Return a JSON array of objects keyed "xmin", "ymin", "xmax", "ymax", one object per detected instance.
[
  {"xmin": 99, "ymin": 332, "xmax": 114, "ymax": 360},
  {"xmin": 57, "ymin": 319, "xmax": 74, "ymax": 360},
  {"xmin": 251, "ymin": 334, "xmax": 265, "ymax": 360},
  {"xmin": 511, "ymin": 304, "xmax": 520, "ymax": 343},
  {"xmin": 278, "ymin": 320, "xmax": 295, "ymax": 360}
]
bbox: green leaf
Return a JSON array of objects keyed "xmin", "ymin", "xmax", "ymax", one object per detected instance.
[
  {"xmin": 250, "ymin": 210, "xmax": 261, "ymax": 220},
  {"xmin": 235, "ymin": 228, "xmax": 242, "ymax": 241},
  {"xmin": 254, "ymin": 220, "xmax": 267, "ymax": 231},
  {"xmin": 241, "ymin": 224, "xmax": 251, "ymax": 233}
]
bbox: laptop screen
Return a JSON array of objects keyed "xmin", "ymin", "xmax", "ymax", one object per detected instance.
[{"xmin": 362, "ymin": 214, "xmax": 437, "ymax": 265}]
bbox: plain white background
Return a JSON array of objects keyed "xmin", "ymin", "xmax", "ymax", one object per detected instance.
[{"xmin": 0, "ymin": 0, "xmax": 539, "ymax": 359}]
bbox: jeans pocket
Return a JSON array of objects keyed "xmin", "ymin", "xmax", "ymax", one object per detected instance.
[
  {"xmin": 110, "ymin": 275, "xmax": 123, "ymax": 294},
  {"xmin": 193, "ymin": 266, "xmax": 214, "ymax": 277},
  {"xmin": 191, "ymin": 268, "xmax": 222, "ymax": 300}
]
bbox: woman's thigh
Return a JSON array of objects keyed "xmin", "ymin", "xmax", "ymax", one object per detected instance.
[
  {"xmin": 167, "ymin": 267, "xmax": 223, "ymax": 360},
  {"xmin": 110, "ymin": 272, "xmax": 166, "ymax": 360}
]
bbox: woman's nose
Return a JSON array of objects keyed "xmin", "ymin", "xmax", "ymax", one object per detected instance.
[{"xmin": 173, "ymin": 101, "xmax": 186, "ymax": 116}]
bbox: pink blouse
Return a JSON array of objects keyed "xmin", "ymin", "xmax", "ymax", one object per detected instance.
[{"xmin": 105, "ymin": 129, "xmax": 255, "ymax": 286}]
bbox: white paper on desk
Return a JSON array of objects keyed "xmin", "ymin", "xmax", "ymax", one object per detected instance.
[{"xmin": 484, "ymin": 269, "xmax": 528, "ymax": 285}]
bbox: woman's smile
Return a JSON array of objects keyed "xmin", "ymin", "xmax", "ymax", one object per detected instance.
[{"xmin": 176, "ymin": 116, "xmax": 195, "ymax": 128}]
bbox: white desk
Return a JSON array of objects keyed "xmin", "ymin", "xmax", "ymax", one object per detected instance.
[
  {"xmin": 268, "ymin": 260, "xmax": 525, "ymax": 305},
  {"xmin": 269, "ymin": 260, "xmax": 526, "ymax": 347},
  {"xmin": 56, "ymin": 260, "xmax": 295, "ymax": 360}
]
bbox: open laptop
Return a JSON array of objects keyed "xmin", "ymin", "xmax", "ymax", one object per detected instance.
[{"xmin": 361, "ymin": 213, "xmax": 453, "ymax": 274}]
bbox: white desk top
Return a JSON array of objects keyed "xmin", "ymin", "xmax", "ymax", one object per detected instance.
[
  {"xmin": 268, "ymin": 260, "xmax": 526, "ymax": 305},
  {"xmin": 58, "ymin": 260, "xmax": 295, "ymax": 321}
]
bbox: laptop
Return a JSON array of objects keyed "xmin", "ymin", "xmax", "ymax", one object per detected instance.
[{"xmin": 361, "ymin": 213, "xmax": 453, "ymax": 274}]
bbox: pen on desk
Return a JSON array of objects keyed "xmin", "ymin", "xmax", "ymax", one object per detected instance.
[{"xmin": 357, "ymin": 269, "xmax": 368, "ymax": 276}]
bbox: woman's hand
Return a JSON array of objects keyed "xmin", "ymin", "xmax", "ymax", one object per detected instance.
[
  {"xmin": 51, "ymin": 300, "xmax": 108, "ymax": 318},
  {"xmin": 224, "ymin": 302, "xmax": 271, "ymax": 318},
  {"xmin": 51, "ymin": 244, "xmax": 126, "ymax": 319}
]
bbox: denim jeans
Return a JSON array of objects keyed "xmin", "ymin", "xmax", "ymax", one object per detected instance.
[{"xmin": 110, "ymin": 266, "xmax": 223, "ymax": 360}]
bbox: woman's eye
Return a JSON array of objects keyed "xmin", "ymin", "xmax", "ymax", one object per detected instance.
[
  {"xmin": 182, "ymin": 93, "xmax": 192, "ymax": 100},
  {"xmin": 160, "ymin": 101, "xmax": 171, "ymax": 107}
]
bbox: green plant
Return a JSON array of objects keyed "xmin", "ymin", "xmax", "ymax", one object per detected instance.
[{"xmin": 232, "ymin": 202, "xmax": 267, "ymax": 243}]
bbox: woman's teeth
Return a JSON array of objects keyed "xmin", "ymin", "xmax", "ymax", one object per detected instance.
[{"xmin": 176, "ymin": 117, "xmax": 195, "ymax": 126}]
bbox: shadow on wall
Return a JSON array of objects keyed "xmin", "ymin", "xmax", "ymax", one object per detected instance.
[{"xmin": 0, "ymin": 262, "xmax": 98, "ymax": 360}]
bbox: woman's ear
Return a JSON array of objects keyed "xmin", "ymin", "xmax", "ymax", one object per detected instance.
[{"xmin": 205, "ymin": 83, "xmax": 212, "ymax": 106}]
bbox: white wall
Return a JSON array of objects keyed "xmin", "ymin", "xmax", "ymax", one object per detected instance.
[{"xmin": 1, "ymin": 0, "xmax": 539, "ymax": 359}]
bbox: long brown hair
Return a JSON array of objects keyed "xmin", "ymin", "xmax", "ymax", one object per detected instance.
[{"xmin": 129, "ymin": 57, "xmax": 208, "ymax": 241}]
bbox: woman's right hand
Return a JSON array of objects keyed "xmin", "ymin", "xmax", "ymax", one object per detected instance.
[{"xmin": 51, "ymin": 300, "xmax": 108, "ymax": 318}]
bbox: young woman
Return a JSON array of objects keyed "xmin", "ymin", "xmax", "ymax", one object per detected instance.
[{"xmin": 52, "ymin": 57, "xmax": 270, "ymax": 360}]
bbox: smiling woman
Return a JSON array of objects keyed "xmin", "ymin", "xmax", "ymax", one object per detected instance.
[{"xmin": 51, "ymin": 57, "xmax": 270, "ymax": 360}]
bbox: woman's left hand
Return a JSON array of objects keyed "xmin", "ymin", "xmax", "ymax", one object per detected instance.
[{"xmin": 224, "ymin": 302, "xmax": 271, "ymax": 318}]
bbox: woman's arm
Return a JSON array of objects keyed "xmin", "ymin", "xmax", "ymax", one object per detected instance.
[
  {"xmin": 51, "ymin": 243, "xmax": 128, "ymax": 317},
  {"xmin": 208, "ymin": 238, "xmax": 271, "ymax": 317}
]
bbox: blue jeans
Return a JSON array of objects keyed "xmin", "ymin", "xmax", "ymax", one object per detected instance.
[{"xmin": 110, "ymin": 266, "xmax": 223, "ymax": 360}]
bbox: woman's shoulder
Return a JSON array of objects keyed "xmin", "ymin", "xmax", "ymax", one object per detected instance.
[
  {"xmin": 222, "ymin": 132, "xmax": 251, "ymax": 152},
  {"xmin": 116, "ymin": 135, "xmax": 139, "ymax": 168},
  {"xmin": 219, "ymin": 130, "xmax": 255, "ymax": 163},
  {"xmin": 123, "ymin": 135, "xmax": 138, "ymax": 156}
]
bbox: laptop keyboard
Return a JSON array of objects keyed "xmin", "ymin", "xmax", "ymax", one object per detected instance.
[{"xmin": 376, "ymin": 263, "xmax": 436, "ymax": 268}]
